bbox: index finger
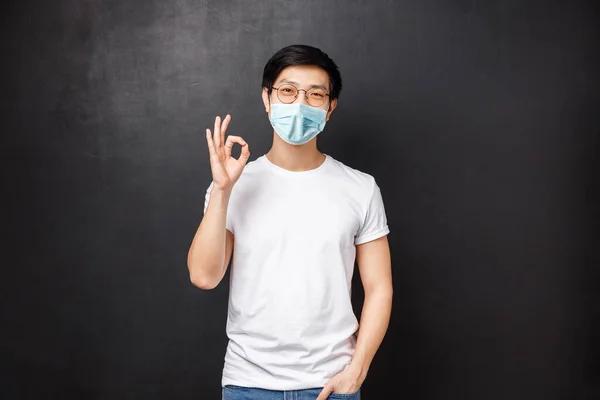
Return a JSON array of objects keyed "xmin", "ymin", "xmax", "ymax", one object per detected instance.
[{"xmin": 316, "ymin": 386, "xmax": 333, "ymax": 400}]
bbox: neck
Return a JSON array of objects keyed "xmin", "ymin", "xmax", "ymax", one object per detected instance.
[{"xmin": 266, "ymin": 131, "xmax": 325, "ymax": 172}]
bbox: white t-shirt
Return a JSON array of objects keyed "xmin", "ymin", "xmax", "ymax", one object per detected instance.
[{"xmin": 203, "ymin": 153, "xmax": 389, "ymax": 391}]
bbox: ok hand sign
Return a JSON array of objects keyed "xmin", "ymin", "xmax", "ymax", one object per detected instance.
[{"xmin": 205, "ymin": 114, "xmax": 250, "ymax": 191}]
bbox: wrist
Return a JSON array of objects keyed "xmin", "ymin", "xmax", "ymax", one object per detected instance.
[
  {"xmin": 211, "ymin": 184, "xmax": 232, "ymax": 198},
  {"xmin": 347, "ymin": 360, "xmax": 368, "ymax": 383}
]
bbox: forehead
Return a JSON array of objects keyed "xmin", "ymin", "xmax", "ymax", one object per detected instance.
[{"xmin": 274, "ymin": 65, "xmax": 329, "ymax": 87}]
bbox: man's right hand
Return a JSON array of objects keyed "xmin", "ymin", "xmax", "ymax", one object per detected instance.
[{"xmin": 206, "ymin": 114, "xmax": 250, "ymax": 192}]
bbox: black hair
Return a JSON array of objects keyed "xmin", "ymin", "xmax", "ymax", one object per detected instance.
[{"xmin": 262, "ymin": 44, "xmax": 342, "ymax": 100}]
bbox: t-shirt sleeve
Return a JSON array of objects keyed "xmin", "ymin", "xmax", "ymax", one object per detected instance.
[
  {"xmin": 354, "ymin": 178, "xmax": 390, "ymax": 245},
  {"xmin": 203, "ymin": 181, "xmax": 234, "ymax": 234}
]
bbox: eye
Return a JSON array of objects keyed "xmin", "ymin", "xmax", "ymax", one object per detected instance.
[{"xmin": 310, "ymin": 92, "xmax": 325, "ymax": 98}]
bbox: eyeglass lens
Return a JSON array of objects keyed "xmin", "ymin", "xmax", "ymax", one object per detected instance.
[{"xmin": 276, "ymin": 84, "xmax": 328, "ymax": 107}]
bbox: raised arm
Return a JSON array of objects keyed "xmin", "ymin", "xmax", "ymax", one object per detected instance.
[{"xmin": 187, "ymin": 115, "xmax": 250, "ymax": 289}]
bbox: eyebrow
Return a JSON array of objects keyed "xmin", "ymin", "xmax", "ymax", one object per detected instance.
[{"xmin": 276, "ymin": 79, "xmax": 328, "ymax": 91}]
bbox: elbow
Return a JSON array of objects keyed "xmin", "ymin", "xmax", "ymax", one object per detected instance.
[
  {"xmin": 189, "ymin": 272, "xmax": 218, "ymax": 290},
  {"xmin": 188, "ymin": 264, "xmax": 219, "ymax": 290}
]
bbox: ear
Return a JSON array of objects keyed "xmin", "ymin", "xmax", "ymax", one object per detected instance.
[
  {"xmin": 326, "ymin": 98, "xmax": 337, "ymax": 121},
  {"xmin": 262, "ymin": 88, "xmax": 270, "ymax": 113}
]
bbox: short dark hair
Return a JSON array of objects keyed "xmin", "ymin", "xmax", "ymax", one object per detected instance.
[{"xmin": 262, "ymin": 44, "xmax": 342, "ymax": 100}]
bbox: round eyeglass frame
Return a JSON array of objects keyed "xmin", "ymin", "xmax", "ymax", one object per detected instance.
[{"xmin": 271, "ymin": 84, "xmax": 330, "ymax": 107}]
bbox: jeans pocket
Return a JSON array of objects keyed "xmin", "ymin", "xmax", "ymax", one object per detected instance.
[
  {"xmin": 222, "ymin": 385, "xmax": 248, "ymax": 400},
  {"xmin": 328, "ymin": 388, "xmax": 360, "ymax": 399}
]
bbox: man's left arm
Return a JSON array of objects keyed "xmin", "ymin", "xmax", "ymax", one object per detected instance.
[{"xmin": 318, "ymin": 235, "xmax": 392, "ymax": 399}]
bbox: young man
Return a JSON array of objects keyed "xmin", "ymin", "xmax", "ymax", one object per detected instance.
[{"xmin": 187, "ymin": 45, "xmax": 392, "ymax": 400}]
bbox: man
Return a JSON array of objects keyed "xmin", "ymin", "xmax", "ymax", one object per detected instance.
[{"xmin": 187, "ymin": 45, "xmax": 392, "ymax": 400}]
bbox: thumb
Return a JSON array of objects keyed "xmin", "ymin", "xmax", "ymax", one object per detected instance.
[{"xmin": 316, "ymin": 383, "xmax": 334, "ymax": 400}]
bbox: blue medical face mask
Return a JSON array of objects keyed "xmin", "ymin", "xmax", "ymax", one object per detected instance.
[{"xmin": 268, "ymin": 103, "xmax": 327, "ymax": 145}]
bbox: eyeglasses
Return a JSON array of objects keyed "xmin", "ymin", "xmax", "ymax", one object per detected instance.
[{"xmin": 271, "ymin": 84, "xmax": 330, "ymax": 107}]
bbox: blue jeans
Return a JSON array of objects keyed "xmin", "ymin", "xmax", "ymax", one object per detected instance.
[{"xmin": 222, "ymin": 385, "xmax": 361, "ymax": 400}]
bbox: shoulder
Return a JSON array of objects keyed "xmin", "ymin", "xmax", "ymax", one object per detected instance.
[
  {"xmin": 243, "ymin": 155, "xmax": 269, "ymax": 176},
  {"xmin": 225, "ymin": 156, "xmax": 268, "ymax": 202},
  {"xmin": 325, "ymin": 154, "xmax": 377, "ymax": 190},
  {"xmin": 233, "ymin": 156, "xmax": 266, "ymax": 187}
]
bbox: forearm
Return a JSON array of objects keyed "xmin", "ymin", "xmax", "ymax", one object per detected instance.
[
  {"xmin": 187, "ymin": 187, "xmax": 231, "ymax": 288},
  {"xmin": 349, "ymin": 284, "xmax": 393, "ymax": 379}
]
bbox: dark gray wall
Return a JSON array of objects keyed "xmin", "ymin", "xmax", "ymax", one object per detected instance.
[{"xmin": 1, "ymin": 0, "xmax": 598, "ymax": 399}]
